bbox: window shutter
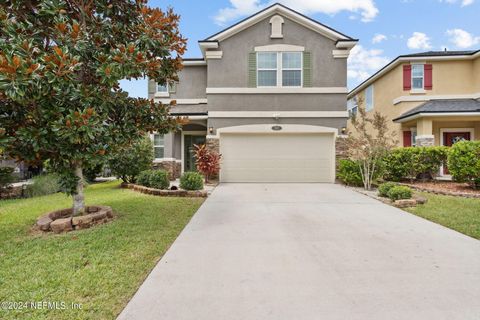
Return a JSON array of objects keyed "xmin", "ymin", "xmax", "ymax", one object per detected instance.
[
  {"xmin": 248, "ymin": 52, "xmax": 257, "ymax": 88},
  {"xmin": 303, "ymin": 52, "xmax": 312, "ymax": 87},
  {"xmin": 403, "ymin": 131, "xmax": 412, "ymax": 147},
  {"xmin": 424, "ymin": 64, "xmax": 432, "ymax": 90},
  {"xmin": 169, "ymin": 82, "xmax": 176, "ymax": 94},
  {"xmin": 403, "ymin": 65, "xmax": 412, "ymax": 91},
  {"xmin": 148, "ymin": 79, "xmax": 156, "ymax": 96}
]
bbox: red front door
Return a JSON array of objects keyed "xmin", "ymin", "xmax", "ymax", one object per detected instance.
[
  {"xmin": 443, "ymin": 132, "xmax": 471, "ymax": 174},
  {"xmin": 443, "ymin": 132, "xmax": 471, "ymax": 147}
]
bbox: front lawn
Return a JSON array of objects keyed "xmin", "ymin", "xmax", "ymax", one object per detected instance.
[
  {"xmin": 0, "ymin": 180, "xmax": 204, "ymax": 320},
  {"xmin": 405, "ymin": 192, "xmax": 480, "ymax": 240}
]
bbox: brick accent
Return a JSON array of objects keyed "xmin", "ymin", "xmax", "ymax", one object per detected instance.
[
  {"xmin": 335, "ymin": 136, "xmax": 349, "ymax": 162},
  {"xmin": 206, "ymin": 137, "xmax": 220, "ymax": 154},
  {"xmin": 153, "ymin": 160, "xmax": 181, "ymax": 180}
]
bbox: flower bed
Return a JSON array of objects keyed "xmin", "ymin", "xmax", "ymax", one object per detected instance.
[
  {"xmin": 400, "ymin": 181, "xmax": 480, "ymax": 198},
  {"xmin": 121, "ymin": 183, "xmax": 208, "ymax": 198}
]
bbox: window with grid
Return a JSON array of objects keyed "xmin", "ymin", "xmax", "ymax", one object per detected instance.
[
  {"xmin": 257, "ymin": 52, "xmax": 302, "ymax": 87},
  {"xmin": 411, "ymin": 65, "xmax": 424, "ymax": 90},
  {"xmin": 153, "ymin": 134, "xmax": 164, "ymax": 159}
]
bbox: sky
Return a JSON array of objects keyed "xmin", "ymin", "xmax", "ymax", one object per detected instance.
[{"xmin": 120, "ymin": 0, "xmax": 480, "ymax": 98}]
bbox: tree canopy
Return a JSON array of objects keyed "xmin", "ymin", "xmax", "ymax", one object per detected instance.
[{"xmin": 0, "ymin": 0, "xmax": 187, "ymax": 214}]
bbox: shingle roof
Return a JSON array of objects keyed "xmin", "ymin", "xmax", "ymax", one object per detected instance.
[
  {"xmin": 393, "ymin": 99, "xmax": 480, "ymax": 122},
  {"xmin": 169, "ymin": 104, "xmax": 208, "ymax": 116},
  {"xmin": 399, "ymin": 50, "xmax": 479, "ymax": 58}
]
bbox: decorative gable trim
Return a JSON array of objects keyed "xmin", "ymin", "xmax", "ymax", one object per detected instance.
[
  {"xmin": 269, "ymin": 15, "xmax": 284, "ymax": 38},
  {"xmin": 254, "ymin": 44, "xmax": 304, "ymax": 52},
  {"xmin": 202, "ymin": 3, "xmax": 355, "ymax": 43}
]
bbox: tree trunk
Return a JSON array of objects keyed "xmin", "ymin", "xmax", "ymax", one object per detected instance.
[{"xmin": 72, "ymin": 163, "xmax": 85, "ymax": 216}]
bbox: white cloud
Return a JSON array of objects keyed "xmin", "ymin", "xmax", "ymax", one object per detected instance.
[
  {"xmin": 440, "ymin": 0, "xmax": 475, "ymax": 6},
  {"xmin": 407, "ymin": 32, "xmax": 432, "ymax": 50},
  {"xmin": 347, "ymin": 45, "xmax": 390, "ymax": 84},
  {"xmin": 214, "ymin": 0, "xmax": 379, "ymax": 26},
  {"xmin": 446, "ymin": 28, "xmax": 480, "ymax": 48},
  {"xmin": 372, "ymin": 34, "xmax": 387, "ymax": 44}
]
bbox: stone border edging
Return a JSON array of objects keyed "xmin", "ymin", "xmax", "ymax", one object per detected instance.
[
  {"xmin": 399, "ymin": 183, "xmax": 480, "ymax": 199},
  {"xmin": 347, "ymin": 186, "xmax": 426, "ymax": 208},
  {"xmin": 36, "ymin": 205, "xmax": 114, "ymax": 233},
  {"xmin": 121, "ymin": 183, "xmax": 207, "ymax": 198}
]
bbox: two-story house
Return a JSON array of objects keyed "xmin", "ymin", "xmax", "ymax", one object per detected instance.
[
  {"xmin": 148, "ymin": 3, "xmax": 357, "ymax": 183},
  {"xmin": 348, "ymin": 50, "xmax": 480, "ymax": 153}
]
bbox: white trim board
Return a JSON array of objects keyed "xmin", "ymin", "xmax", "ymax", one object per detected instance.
[
  {"xmin": 254, "ymin": 44, "xmax": 304, "ymax": 52},
  {"xmin": 209, "ymin": 111, "xmax": 348, "ymax": 118},
  {"xmin": 156, "ymin": 98, "xmax": 208, "ymax": 105},
  {"xmin": 394, "ymin": 112, "xmax": 480, "ymax": 123},
  {"xmin": 393, "ymin": 92, "xmax": 480, "ymax": 105},
  {"xmin": 206, "ymin": 87, "xmax": 348, "ymax": 94}
]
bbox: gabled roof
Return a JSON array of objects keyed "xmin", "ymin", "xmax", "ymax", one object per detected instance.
[
  {"xmin": 349, "ymin": 50, "xmax": 480, "ymax": 98},
  {"xmin": 393, "ymin": 99, "xmax": 480, "ymax": 122},
  {"xmin": 201, "ymin": 3, "xmax": 357, "ymax": 43}
]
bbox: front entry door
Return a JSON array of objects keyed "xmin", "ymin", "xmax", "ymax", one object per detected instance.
[
  {"xmin": 184, "ymin": 135, "xmax": 206, "ymax": 172},
  {"xmin": 443, "ymin": 131, "xmax": 471, "ymax": 174}
]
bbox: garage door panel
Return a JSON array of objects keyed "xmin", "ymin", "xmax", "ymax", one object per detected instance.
[{"xmin": 220, "ymin": 133, "xmax": 335, "ymax": 183}]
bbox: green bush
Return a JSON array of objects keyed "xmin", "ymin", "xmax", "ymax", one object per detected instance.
[
  {"xmin": 25, "ymin": 174, "xmax": 61, "ymax": 198},
  {"xmin": 137, "ymin": 170, "xmax": 153, "ymax": 187},
  {"xmin": 387, "ymin": 185, "xmax": 413, "ymax": 201},
  {"xmin": 83, "ymin": 162, "xmax": 104, "ymax": 183},
  {"xmin": 337, "ymin": 159, "xmax": 363, "ymax": 187},
  {"xmin": 0, "ymin": 167, "xmax": 14, "ymax": 191},
  {"xmin": 149, "ymin": 170, "xmax": 169, "ymax": 190},
  {"xmin": 179, "ymin": 172, "xmax": 204, "ymax": 191},
  {"xmin": 448, "ymin": 141, "xmax": 480, "ymax": 189},
  {"xmin": 109, "ymin": 137, "xmax": 154, "ymax": 183},
  {"xmin": 378, "ymin": 182, "xmax": 397, "ymax": 197},
  {"xmin": 384, "ymin": 146, "xmax": 449, "ymax": 181}
]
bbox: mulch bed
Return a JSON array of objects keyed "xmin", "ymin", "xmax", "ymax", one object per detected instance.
[
  {"xmin": 400, "ymin": 181, "xmax": 480, "ymax": 198},
  {"xmin": 121, "ymin": 183, "xmax": 208, "ymax": 198}
]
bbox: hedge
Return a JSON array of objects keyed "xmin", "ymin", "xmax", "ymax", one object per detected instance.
[{"xmin": 448, "ymin": 140, "xmax": 480, "ymax": 189}]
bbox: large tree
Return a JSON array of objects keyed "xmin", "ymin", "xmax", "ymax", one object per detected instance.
[{"xmin": 0, "ymin": 1, "xmax": 186, "ymax": 215}]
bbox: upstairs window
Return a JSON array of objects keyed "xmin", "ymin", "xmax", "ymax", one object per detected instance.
[
  {"xmin": 257, "ymin": 52, "xmax": 277, "ymax": 87},
  {"xmin": 347, "ymin": 97, "xmax": 358, "ymax": 118},
  {"xmin": 411, "ymin": 64, "xmax": 424, "ymax": 90},
  {"xmin": 157, "ymin": 83, "xmax": 168, "ymax": 93},
  {"xmin": 365, "ymin": 85, "xmax": 374, "ymax": 112},
  {"xmin": 257, "ymin": 52, "xmax": 302, "ymax": 87},
  {"xmin": 153, "ymin": 134, "xmax": 164, "ymax": 159}
]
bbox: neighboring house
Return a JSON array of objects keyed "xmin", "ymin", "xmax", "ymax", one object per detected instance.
[
  {"xmin": 348, "ymin": 50, "xmax": 480, "ymax": 155},
  {"xmin": 148, "ymin": 3, "xmax": 357, "ymax": 183}
]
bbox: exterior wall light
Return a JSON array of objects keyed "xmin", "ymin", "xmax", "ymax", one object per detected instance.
[
  {"xmin": 341, "ymin": 127, "xmax": 347, "ymax": 135},
  {"xmin": 208, "ymin": 127, "xmax": 214, "ymax": 134}
]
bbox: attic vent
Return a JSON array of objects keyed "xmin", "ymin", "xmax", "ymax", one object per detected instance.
[{"xmin": 269, "ymin": 15, "xmax": 284, "ymax": 39}]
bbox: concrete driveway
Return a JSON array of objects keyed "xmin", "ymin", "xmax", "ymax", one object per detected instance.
[{"xmin": 118, "ymin": 184, "xmax": 480, "ymax": 320}]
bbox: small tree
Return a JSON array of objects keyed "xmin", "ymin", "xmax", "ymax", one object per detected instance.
[
  {"xmin": 346, "ymin": 102, "xmax": 397, "ymax": 190},
  {"xmin": 194, "ymin": 144, "xmax": 221, "ymax": 183},
  {"xmin": 109, "ymin": 136, "xmax": 154, "ymax": 183},
  {"xmin": 0, "ymin": 1, "xmax": 186, "ymax": 215}
]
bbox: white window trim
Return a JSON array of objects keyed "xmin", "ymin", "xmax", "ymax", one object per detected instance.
[
  {"xmin": 257, "ymin": 52, "xmax": 303, "ymax": 88},
  {"xmin": 151, "ymin": 133, "xmax": 165, "ymax": 160},
  {"xmin": 156, "ymin": 83, "xmax": 169, "ymax": 97},
  {"xmin": 365, "ymin": 85, "xmax": 374, "ymax": 112},
  {"xmin": 410, "ymin": 127, "xmax": 417, "ymax": 147},
  {"xmin": 411, "ymin": 64, "xmax": 424, "ymax": 91}
]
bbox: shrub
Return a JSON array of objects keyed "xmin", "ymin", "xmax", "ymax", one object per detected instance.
[
  {"xmin": 448, "ymin": 141, "xmax": 480, "ymax": 189},
  {"xmin": 337, "ymin": 159, "xmax": 363, "ymax": 186},
  {"xmin": 179, "ymin": 172, "xmax": 204, "ymax": 191},
  {"xmin": 378, "ymin": 182, "xmax": 397, "ymax": 197},
  {"xmin": 149, "ymin": 170, "xmax": 169, "ymax": 190},
  {"xmin": 83, "ymin": 162, "xmax": 104, "ymax": 183},
  {"xmin": 137, "ymin": 170, "xmax": 153, "ymax": 187},
  {"xmin": 109, "ymin": 137, "xmax": 154, "ymax": 183},
  {"xmin": 0, "ymin": 167, "xmax": 14, "ymax": 192},
  {"xmin": 194, "ymin": 144, "xmax": 221, "ymax": 183},
  {"xmin": 384, "ymin": 146, "xmax": 449, "ymax": 181},
  {"xmin": 25, "ymin": 174, "xmax": 61, "ymax": 198},
  {"xmin": 387, "ymin": 185, "xmax": 413, "ymax": 201}
]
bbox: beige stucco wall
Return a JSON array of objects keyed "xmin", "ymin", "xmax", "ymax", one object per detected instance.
[{"xmin": 348, "ymin": 57, "xmax": 480, "ymax": 146}]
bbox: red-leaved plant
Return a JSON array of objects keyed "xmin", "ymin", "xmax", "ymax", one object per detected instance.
[{"xmin": 194, "ymin": 144, "xmax": 221, "ymax": 183}]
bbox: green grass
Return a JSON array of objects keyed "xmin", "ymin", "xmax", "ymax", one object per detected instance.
[
  {"xmin": 405, "ymin": 192, "xmax": 480, "ymax": 240},
  {"xmin": 0, "ymin": 180, "xmax": 204, "ymax": 320}
]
